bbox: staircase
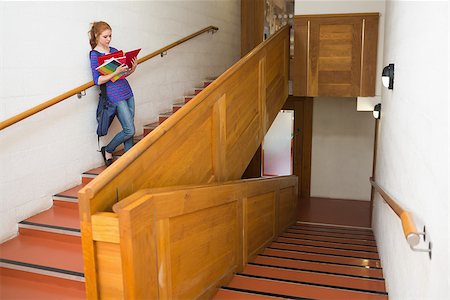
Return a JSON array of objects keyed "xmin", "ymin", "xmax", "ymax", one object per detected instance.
[
  {"xmin": 0, "ymin": 79, "xmax": 213, "ymax": 298},
  {"xmin": 215, "ymin": 222, "xmax": 388, "ymax": 300}
]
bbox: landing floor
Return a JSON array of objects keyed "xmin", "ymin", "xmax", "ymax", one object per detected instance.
[{"xmin": 298, "ymin": 197, "xmax": 371, "ymax": 228}]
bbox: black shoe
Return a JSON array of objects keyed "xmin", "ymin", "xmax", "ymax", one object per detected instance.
[{"xmin": 99, "ymin": 147, "xmax": 113, "ymax": 167}]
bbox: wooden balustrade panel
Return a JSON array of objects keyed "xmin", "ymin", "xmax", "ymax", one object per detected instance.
[
  {"xmin": 94, "ymin": 242, "xmax": 124, "ymax": 299},
  {"xmin": 168, "ymin": 202, "xmax": 239, "ymax": 299},
  {"xmin": 246, "ymin": 192, "xmax": 276, "ymax": 259},
  {"xmin": 278, "ymin": 186, "xmax": 297, "ymax": 234}
]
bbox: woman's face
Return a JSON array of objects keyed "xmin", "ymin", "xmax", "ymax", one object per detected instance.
[{"xmin": 97, "ymin": 29, "xmax": 112, "ymax": 49}]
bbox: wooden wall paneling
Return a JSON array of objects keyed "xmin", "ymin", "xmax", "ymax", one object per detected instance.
[
  {"xmin": 278, "ymin": 187, "xmax": 295, "ymax": 234},
  {"xmin": 91, "ymin": 213, "xmax": 119, "ymax": 243},
  {"xmin": 360, "ymin": 15, "xmax": 379, "ymax": 96},
  {"xmin": 94, "ymin": 242, "xmax": 124, "ymax": 299},
  {"xmin": 118, "ymin": 195, "xmax": 158, "ymax": 299}
]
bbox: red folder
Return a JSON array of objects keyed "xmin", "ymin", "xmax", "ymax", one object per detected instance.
[
  {"xmin": 124, "ymin": 48, "xmax": 141, "ymax": 67},
  {"xmin": 97, "ymin": 51, "xmax": 124, "ymax": 66}
]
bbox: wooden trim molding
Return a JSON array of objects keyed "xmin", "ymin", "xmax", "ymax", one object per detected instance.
[{"xmin": 370, "ymin": 178, "xmax": 421, "ymax": 247}]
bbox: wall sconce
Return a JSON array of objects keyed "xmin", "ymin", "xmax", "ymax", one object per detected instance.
[
  {"xmin": 373, "ymin": 103, "xmax": 381, "ymax": 119},
  {"xmin": 382, "ymin": 64, "xmax": 394, "ymax": 89}
]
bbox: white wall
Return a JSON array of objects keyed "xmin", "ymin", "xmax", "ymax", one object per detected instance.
[
  {"xmin": 311, "ymin": 98, "xmax": 375, "ymax": 200},
  {"xmin": 373, "ymin": 1, "xmax": 449, "ymax": 299},
  {"xmin": 0, "ymin": 1, "xmax": 240, "ymax": 242}
]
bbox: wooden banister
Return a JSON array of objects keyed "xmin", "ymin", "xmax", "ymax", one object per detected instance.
[
  {"xmin": 78, "ymin": 25, "xmax": 290, "ymax": 299},
  {"xmin": 0, "ymin": 26, "xmax": 218, "ymax": 131},
  {"xmin": 370, "ymin": 177, "xmax": 420, "ymax": 246}
]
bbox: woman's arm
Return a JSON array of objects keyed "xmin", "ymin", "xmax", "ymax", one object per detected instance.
[{"xmin": 90, "ymin": 50, "xmax": 129, "ymax": 85}]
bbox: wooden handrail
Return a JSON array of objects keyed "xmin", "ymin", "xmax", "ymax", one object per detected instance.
[
  {"xmin": 370, "ymin": 177, "xmax": 420, "ymax": 246},
  {"xmin": 0, "ymin": 26, "xmax": 219, "ymax": 131}
]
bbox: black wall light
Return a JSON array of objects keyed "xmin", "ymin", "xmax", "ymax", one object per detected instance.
[
  {"xmin": 382, "ymin": 63, "xmax": 394, "ymax": 89},
  {"xmin": 373, "ymin": 103, "xmax": 381, "ymax": 119}
]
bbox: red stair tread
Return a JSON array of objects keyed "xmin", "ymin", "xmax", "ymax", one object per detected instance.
[
  {"xmin": 263, "ymin": 248, "xmax": 381, "ymax": 268},
  {"xmin": 214, "ymin": 288, "xmax": 282, "ymax": 299},
  {"xmin": 252, "ymin": 256, "xmax": 384, "ymax": 279},
  {"xmin": 54, "ymin": 184, "xmax": 86, "ymax": 198},
  {"xmin": 84, "ymin": 166, "xmax": 107, "ymax": 176},
  {"xmin": 0, "ymin": 268, "xmax": 85, "ymax": 300},
  {"xmin": 271, "ymin": 241, "xmax": 380, "ymax": 259},
  {"xmin": 23, "ymin": 205, "xmax": 80, "ymax": 230},
  {"xmin": 0, "ymin": 234, "xmax": 83, "ymax": 274},
  {"xmin": 243, "ymin": 264, "xmax": 386, "ymax": 293},
  {"xmin": 287, "ymin": 228, "xmax": 375, "ymax": 241},
  {"xmin": 228, "ymin": 276, "xmax": 387, "ymax": 300},
  {"xmin": 283, "ymin": 232, "xmax": 377, "ymax": 246}
]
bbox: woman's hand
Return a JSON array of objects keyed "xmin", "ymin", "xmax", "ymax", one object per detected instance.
[
  {"xmin": 98, "ymin": 63, "xmax": 128, "ymax": 84},
  {"xmin": 126, "ymin": 58, "xmax": 138, "ymax": 77},
  {"xmin": 115, "ymin": 63, "xmax": 129, "ymax": 75}
]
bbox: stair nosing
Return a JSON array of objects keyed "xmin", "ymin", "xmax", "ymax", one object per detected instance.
[
  {"xmin": 0, "ymin": 259, "xmax": 85, "ymax": 282},
  {"xmin": 277, "ymin": 239, "xmax": 379, "ymax": 254},
  {"xmin": 248, "ymin": 262, "xmax": 384, "ymax": 281},
  {"xmin": 259, "ymin": 253, "xmax": 382, "ymax": 270},
  {"xmin": 19, "ymin": 221, "xmax": 80, "ymax": 236},
  {"xmin": 286, "ymin": 229, "xmax": 376, "ymax": 242},
  {"xmin": 295, "ymin": 221, "xmax": 373, "ymax": 232},
  {"xmin": 269, "ymin": 245, "xmax": 380, "ymax": 261},
  {"xmin": 52, "ymin": 195, "xmax": 78, "ymax": 202},
  {"xmin": 235, "ymin": 273, "xmax": 388, "ymax": 296},
  {"xmin": 281, "ymin": 234, "xmax": 378, "ymax": 248},
  {"xmin": 221, "ymin": 286, "xmax": 304, "ymax": 300}
]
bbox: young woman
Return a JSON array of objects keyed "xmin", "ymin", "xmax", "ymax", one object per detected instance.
[{"xmin": 88, "ymin": 21, "xmax": 138, "ymax": 166}]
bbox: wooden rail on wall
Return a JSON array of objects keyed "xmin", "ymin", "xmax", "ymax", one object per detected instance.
[
  {"xmin": 370, "ymin": 178, "xmax": 421, "ymax": 246},
  {"xmin": 78, "ymin": 25, "xmax": 289, "ymax": 299},
  {"xmin": 0, "ymin": 26, "xmax": 218, "ymax": 131},
  {"xmin": 89, "ymin": 176, "xmax": 298, "ymax": 299}
]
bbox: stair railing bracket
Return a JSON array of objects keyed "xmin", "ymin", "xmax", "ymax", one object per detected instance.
[
  {"xmin": 409, "ymin": 241, "xmax": 432, "ymax": 260},
  {"xmin": 161, "ymin": 51, "xmax": 168, "ymax": 57},
  {"xmin": 77, "ymin": 90, "xmax": 86, "ymax": 99}
]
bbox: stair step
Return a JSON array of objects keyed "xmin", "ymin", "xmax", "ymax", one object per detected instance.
[
  {"xmin": 227, "ymin": 275, "xmax": 387, "ymax": 300},
  {"xmin": 287, "ymin": 228, "xmax": 375, "ymax": 241},
  {"xmin": 277, "ymin": 237, "xmax": 379, "ymax": 254},
  {"xmin": 53, "ymin": 184, "xmax": 85, "ymax": 206},
  {"xmin": 184, "ymin": 95, "xmax": 195, "ymax": 103},
  {"xmin": 282, "ymin": 232, "xmax": 377, "ymax": 246},
  {"xmin": 294, "ymin": 222, "xmax": 374, "ymax": 234},
  {"xmin": 0, "ymin": 268, "xmax": 85, "ymax": 299},
  {"xmin": 242, "ymin": 264, "xmax": 387, "ymax": 293},
  {"xmin": 159, "ymin": 111, "xmax": 173, "ymax": 123},
  {"xmin": 214, "ymin": 287, "xmax": 283, "ymax": 299},
  {"xmin": 252, "ymin": 256, "xmax": 384, "ymax": 279},
  {"xmin": 82, "ymin": 165, "xmax": 107, "ymax": 184},
  {"xmin": 263, "ymin": 248, "xmax": 381, "ymax": 268},
  {"xmin": 172, "ymin": 102, "xmax": 185, "ymax": 113},
  {"xmin": 0, "ymin": 234, "xmax": 84, "ymax": 281},
  {"xmin": 270, "ymin": 241, "xmax": 380, "ymax": 260},
  {"xmin": 19, "ymin": 205, "xmax": 80, "ymax": 237},
  {"xmin": 194, "ymin": 87, "xmax": 204, "ymax": 95},
  {"xmin": 143, "ymin": 122, "xmax": 159, "ymax": 136},
  {"xmin": 203, "ymin": 80, "xmax": 213, "ymax": 87}
]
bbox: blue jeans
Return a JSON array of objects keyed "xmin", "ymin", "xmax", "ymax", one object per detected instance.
[{"xmin": 105, "ymin": 97, "xmax": 135, "ymax": 153}]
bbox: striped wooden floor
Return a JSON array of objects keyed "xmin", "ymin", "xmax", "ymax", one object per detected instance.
[{"xmin": 215, "ymin": 221, "xmax": 387, "ymax": 299}]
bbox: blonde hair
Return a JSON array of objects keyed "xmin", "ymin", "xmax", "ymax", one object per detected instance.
[{"xmin": 88, "ymin": 21, "xmax": 112, "ymax": 49}]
